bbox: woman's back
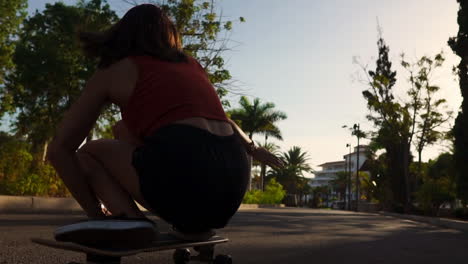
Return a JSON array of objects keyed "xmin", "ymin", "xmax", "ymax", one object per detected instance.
[{"xmin": 102, "ymin": 56, "xmax": 233, "ymax": 140}]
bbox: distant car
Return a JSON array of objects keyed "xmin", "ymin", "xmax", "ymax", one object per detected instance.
[{"xmin": 331, "ymin": 201, "xmax": 345, "ymax": 210}]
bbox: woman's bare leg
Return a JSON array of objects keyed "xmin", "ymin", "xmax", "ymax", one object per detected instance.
[
  {"xmin": 76, "ymin": 151, "xmax": 144, "ymax": 218},
  {"xmin": 76, "ymin": 139, "xmax": 154, "ymax": 218}
]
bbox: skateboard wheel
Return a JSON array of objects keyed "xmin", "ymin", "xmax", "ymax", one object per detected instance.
[
  {"xmin": 214, "ymin": 254, "xmax": 232, "ymax": 264},
  {"xmin": 173, "ymin": 248, "xmax": 191, "ymax": 264}
]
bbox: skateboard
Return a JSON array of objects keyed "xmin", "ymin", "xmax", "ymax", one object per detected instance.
[{"xmin": 31, "ymin": 232, "xmax": 231, "ymax": 264}]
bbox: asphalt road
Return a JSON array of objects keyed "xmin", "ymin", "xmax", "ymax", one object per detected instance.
[{"xmin": 0, "ymin": 208, "xmax": 467, "ymax": 264}]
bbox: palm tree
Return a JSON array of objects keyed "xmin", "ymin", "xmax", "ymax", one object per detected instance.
[
  {"xmin": 228, "ymin": 96, "xmax": 287, "ymax": 140},
  {"xmin": 330, "ymin": 171, "xmax": 348, "ymax": 203},
  {"xmin": 282, "ymin": 146, "xmax": 312, "ymax": 176},
  {"xmin": 228, "ymin": 96, "xmax": 287, "ymax": 190},
  {"xmin": 254, "ymin": 141, "xmax": 281, "ymax": 191},
  {"xmin": 268, "ymin": 146, "xmax": 313, "ymax": 205}
]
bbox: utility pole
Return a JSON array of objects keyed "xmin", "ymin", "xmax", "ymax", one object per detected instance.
[
  {"xmin": 353, "ymin": 123, "xmax": 361, "ymax": 212},
  {"xmin": 346, "ymin": 143, "xmax": 352, "ymax": 211}
]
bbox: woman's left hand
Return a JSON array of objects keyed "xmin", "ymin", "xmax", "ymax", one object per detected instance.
[{"xmin": 250, "ymin": 147, "xmax": 285, "ymax": 169}]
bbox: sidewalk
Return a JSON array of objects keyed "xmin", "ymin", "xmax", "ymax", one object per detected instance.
[
  {"xmin": 0, "ymin": 195, "xmax": 285, "ymax": 214},
  {"xmin": 377, "ymin": 211, "xmax": 468, "ymax": 232}
]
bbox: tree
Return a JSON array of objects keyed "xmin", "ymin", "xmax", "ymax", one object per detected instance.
[
  {"xmin": 448, "ymin": 0, "xmax": 468, "ymax": 204},
  {"xmin": 401, "ymin": 53, "xmax": 452, "ymax": 184},
  {"xmin": 0, "ymin": 0, "xmax": 27, "ymax": 87},
  {"xmin": 254, "ymin": 141, "xmax": 280, "ymax": 191},
  {"xmin": 427, "ymin": 153, "xmax": 456, "ymax": 181},
  {"xmin": 229, "ymin": 96, "xmax": 287, "ymax": 190},
  {"xmin": 358, "ymin": 33, "xmax": 412, "ymax": 210},
  {"xmin": 268, "ymin": 146, "xmax": 312, "ymax": 205},
  {"xmin": 1, "ymin": 0, "xmax": 119, "ymax": 161},
  {"xmin": 357, "ymin": 31, "xmax": 451, "ymax": 211},
  {"xmin": 123, "ymin": 0, "xmax": 245, "ymax": 107},
  {"xmin": 228, "ymin": 96, "xmax": 287, "ymax": 140},
  {"xmin": 0, "ymin": 132, "xmax": 31, "ymax": 192},
  {"xmin": 330, "ymin": 171, "xmax": 348, "ymax": 202}
]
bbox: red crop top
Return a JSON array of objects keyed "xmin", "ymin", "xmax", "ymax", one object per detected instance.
[{"xmin": 121, "ymin": 55, "xmax": 229, "ymax": 139}]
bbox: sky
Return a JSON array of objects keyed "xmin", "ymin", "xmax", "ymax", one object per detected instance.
[{"xmin": 16, "ymin": 0, "xmax": 463, "ymax": 176}]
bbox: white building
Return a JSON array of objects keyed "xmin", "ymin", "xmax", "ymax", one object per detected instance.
[
  {"xmin": 311, "ymin": 161, "xmax": 346, "ymax": 188},
  {"xmin": 311, "ymin": 145, "xmax": 370, "ymax": 189}
]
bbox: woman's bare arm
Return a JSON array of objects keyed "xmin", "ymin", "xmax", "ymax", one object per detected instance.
[
  {"xmin": 227, "ymin": 119, "xmax": 285, "ymax": 169},
  {"xmin": 227, "ymin": 119, "xmax": 255, "ymax": 152},
  {"xmin": 112, "ymin": 120, "xmax": 143, "ymax": 146}
]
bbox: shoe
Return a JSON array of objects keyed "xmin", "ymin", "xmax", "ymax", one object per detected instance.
[{"xmin": 54, "ymin": 215, "xmax": 158, "ymax": 249}]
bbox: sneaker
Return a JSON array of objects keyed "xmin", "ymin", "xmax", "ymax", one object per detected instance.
[{"xmin": 54, "ymin": 216, "xmax": 158, "ymax": 249}]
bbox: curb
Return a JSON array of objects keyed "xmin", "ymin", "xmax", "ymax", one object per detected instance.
[
  {"xmin": 0, "ymin": 195, "xmax": 82, "ymax": 214},
  {"xmin": 377, "ymin": 211, "xmax": 468, "ymax": 232},
  {"xmin": 0, "ymin": 195, "xmax": 285, "ymax": 214},
  {"xmin": 239, "ymin": 204, "xmax": 286, "ymax": 209}
]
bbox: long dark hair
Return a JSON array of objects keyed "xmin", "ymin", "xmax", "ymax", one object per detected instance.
[{"xmin": 78, "ymin": 4, "xmax": 187, "ymax": 68}]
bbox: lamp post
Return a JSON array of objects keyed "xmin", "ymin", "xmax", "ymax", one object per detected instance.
[
  {"xmin": 353, "ymin": 123, "xmax": 361, "ymax": 212},
  {"xmin": 346, "ymin": 143, "xmax": 352, "ymax": 210}
]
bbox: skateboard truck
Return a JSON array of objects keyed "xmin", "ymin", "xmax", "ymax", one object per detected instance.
[{"xmin": 173, "ymin": 245, "xmax": 232, "ymax": 264}]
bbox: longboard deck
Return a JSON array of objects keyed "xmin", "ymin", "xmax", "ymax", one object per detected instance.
[{"xmin": 31, "ymin": 232, "xmax": 229, "ymax": 257}]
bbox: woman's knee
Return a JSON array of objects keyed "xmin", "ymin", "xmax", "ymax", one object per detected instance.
[
  {"xmin": 75, "ymin": 150, "xmax": 99, "ymax": 181},
  {"xmin": 78, "ymin": 139, "xmax": 113, "ymax": 155}
]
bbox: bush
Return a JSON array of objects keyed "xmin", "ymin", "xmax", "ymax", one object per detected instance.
[
  {"xmin": 243, "ymin": 178, "xmax": 286, "ymax": 204},
  {"xmin": 415, "ymin": 177, "xmax": 455, "ymax": 216},
  {"xmin": 0, "ymin": 136, "xmax": 69, "ymax": 197},
  {"xmin": 454, "ymin": 208, "xmax": 468, "ymax": 220},
  {"xmin": 0, "ymin": 145, "xmax": 34, "ymax": 194}
]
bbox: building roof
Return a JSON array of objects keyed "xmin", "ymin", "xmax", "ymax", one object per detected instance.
[
  {"xmin": 343, "ymin": 145, "xmax": 370, "ymax": 158},
  {"xmin": 318, "ymin": 160, "xmax": 345, "ymax": 167}
]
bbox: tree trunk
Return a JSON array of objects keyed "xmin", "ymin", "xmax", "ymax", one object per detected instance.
[
  {"xmin": 260, "ymin": 164, "xmax": 266, "ymax": 191},
  {"xmin": 403, "ymin": 141, "xmax": 412, "ymax": 212},
  {"xmin": 416, "ymin": 148, "xmax": 423, "ymax": 191},
  {"xmin": 247, "ymin": 154, "xmax": 252, "ymax": 191},
  {"xmin": 42, "ymin": 141, "xmax": 49, "ymax": 163}
]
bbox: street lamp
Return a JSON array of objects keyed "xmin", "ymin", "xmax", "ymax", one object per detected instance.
[
  {"xmin": 353, "ymin": 123, "xmax": 361, "ymax": 212},
  {"xmin": 346, "ymin": 143, "xmax": 352, "ymax": 211}
]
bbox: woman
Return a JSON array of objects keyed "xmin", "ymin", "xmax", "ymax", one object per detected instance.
[{"xmin": 47, "ymin": 4, "xmax": 283, "ymax": 245}]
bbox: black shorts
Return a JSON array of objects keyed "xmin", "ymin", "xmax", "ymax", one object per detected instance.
[{"xmin": 131, "ymin": 124, "xmax": 250, "ymax": 233}]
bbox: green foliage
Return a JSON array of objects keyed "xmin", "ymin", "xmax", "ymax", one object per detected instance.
[
  {"xmin": 454, "ymin": 208, "xmax": 468, "ymax": 220},
  {"xmin": 310, "ymin": 186, "xmax": 329, "ymax": 208},
  {"xmin": 358, "ymin": 33, "xmax": 449, "ymax": 210},
  {"xmin": 0, "ymin": 132, "xmax": 68, "ymax": 196},
  {"xmin": 358, "ymin": 34, "xmax": 411, "ymax": 209},
  {"xmin": 0, "ymin": 134, "xmax": 33, "ymax": 193},
  {"xmin": 415, "ymin": 177, "xmax": 455, "ymax": 216},
  {"xmin": 228, "ymin": 96, "xmax": 286, "ymax": 191},
  {"xmin": 448, "ymin": 0, "xmax": 468, "ymax": 203},
  {"xmin": 453, "ymin": 114, "xmax": 468, "ymax": 202},
  {"xmin": 242, "ymin": 178, "xmax": 286, "ymax": 204},
  {"xmin": 357, "ymin": 171, "xmax": 375, "ymax": 201},
  {"xmin": 1, "ymin": 0, "xmax": 119, "ymax": 151},
  {"xmin": 268, "ymin": 146, "xmax": 312, "ymax": 198},
  {"xmin": 152, "ymin": 0, "xmax": 245, "ymax": 107},
  {"xmin": 0, "ymin": 0, "xmax": 27, "ymax": 87},
  {"xmin": 330, "ymin": 171, "xmax": 347, "ymax": 201},
  {"xmin": 412, "ymin": 152, "xmax": 457, "ymax": 216},
  {"xmin": 228, "ymin": 96, "xmax": 287, "ymax": 140},
  {"xmin": 427, "ymin": 153, "xmax": 455, "ymax": 180},
  {"xmin": 401, "ymin": 53, "xmax": 452, "ymax": 177},
  {"xmin": 242, "ymin": 189, "xmax": 262, "ymax": 204}
]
